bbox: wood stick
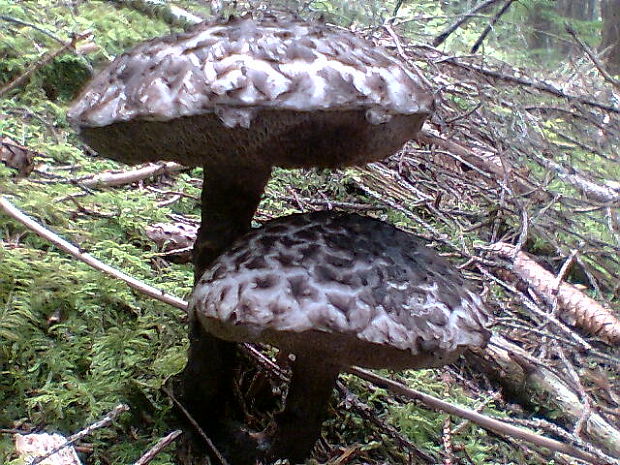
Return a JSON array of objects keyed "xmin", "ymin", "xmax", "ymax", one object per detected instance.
[
  {"xmin": 0, "ymin": 196, "xmax": 187, "ymax": 310},
  {"xmin": 433, "ymin": 0, "xmax": 503, "ymax": 47},
  {"xmin": 348, "ymin": 367, "xmax": 607, "ymax": 465},
  {"xmin": 76, "ymin": 162, "xmax": 185, "ymax": 188},
  {"xmin": 29, "ymin": 404, "xmax": 128, "ymax": 465},
  {"xmin": 470, "ymin": 0, "xmax": 516, "ymax": 53},
  {"xmin": 133, "ymin": 430, "xmax": 182, "ymax": 465}
]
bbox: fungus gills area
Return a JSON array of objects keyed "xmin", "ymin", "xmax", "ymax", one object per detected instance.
[{"xmin": 75, "ymin": 110, "xmax": 424, "ymax": 168}]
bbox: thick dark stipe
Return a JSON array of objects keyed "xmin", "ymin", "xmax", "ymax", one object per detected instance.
[
  {"xmin": 269, "ymin": 353, "xmax": 340, "ymax": 463},
  {"xmin": 178, "ymin": 164, "xmax": 271, "ymax": 463}
]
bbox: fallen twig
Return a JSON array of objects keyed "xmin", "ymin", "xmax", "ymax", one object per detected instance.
[
  {"xmin": 161, "ymin": 387, "xmax": 230, "ymax": 465},
  {"xmin": 73, "ymin": 162, "xmax": 185, "ymax": 188},
  {"xmin": 412, "ymin": 44, "xmax": 620, "ymax": 114},
  {"xmin": 441, "ymin": 416, "xmax": 455, "ymax": 465},
  {"xmin": 28, "ymin": 404, "xmax": 129, "ymax": 465},
  {"xmin": 133, "ymin": 430, "xmax": 183, "ymax": 465},
  {"xmin": 469, "ymin": 334, "xmax": 620, "ymax": 458},
  {"xmin": 348, "ymin": 367, "xmax": 608, "ymax": 464},
  {"xmin": 488, "ymin": 242, "xmax": 620, "ymax": 344},
  {"xmin": 528, "ymin": 151, "xmax": 620, "ymax": 205},
  {"xmin": 337, "ymin": 382, "xmax": 435, "ymax": 463},
  {"xmin": 0, "ymin": 15, "xmax": 64, "ymax": 44},
  {"xmin": 0, "ymin": 196, "xmax": 187, "ymax": 310}
]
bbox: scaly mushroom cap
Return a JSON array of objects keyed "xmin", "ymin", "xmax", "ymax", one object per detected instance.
[
  {"xmin": 68, "ymin": 15, "xmax": 434, "ymax": 168},
  {"xmin": 191, "ymin": 212, "xmax": 491, "ymax": 370}
]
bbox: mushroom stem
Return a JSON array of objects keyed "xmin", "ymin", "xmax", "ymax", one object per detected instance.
[
  {"xmin": 179, "ymin": 162, "xmax": 272, "ymax": 452},
  {"xmin": 179, "ymin": 316, "xmax": 237, "ymax": 430},
  {"xmin": 269, "ymin": 353, "xmax": 340, "ymax": 463},
  {"xmin": 193, "ymin": 163, "xmax": 272, "ymax": 279}
]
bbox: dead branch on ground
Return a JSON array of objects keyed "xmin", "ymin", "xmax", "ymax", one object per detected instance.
[
  {"xmin": 133, "ymin": 430, "xmax": 183, "ymax": 465},
  {"xmin": 0, "ymin": 196, "xmax": 187, "ymax": 310},
  {"xmin": 27, "ymin": 404, "xmax": 129, "ymax": 465},
  {"xmin": 489, "ymin": 242, "xmax": 620, "ymax": 344},
  {"xmin": 0, "ymin": 31, "xmax": 91, "ymax": 98},
  {"xmin": 73, "ymin": 162, "xmax": 185, "ymax": 188}
]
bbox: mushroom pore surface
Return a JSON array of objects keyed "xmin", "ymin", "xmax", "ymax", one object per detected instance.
[
  {"xmin": 191, "ymin": 211, "xmax": 491, "ymax": 369},
  {"xmin": 68, "ymin": 15, "xmax": 433, "ymax": 168}
]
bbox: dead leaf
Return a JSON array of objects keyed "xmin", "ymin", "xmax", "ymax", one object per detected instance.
[{"xmin": 1, "ymin": 137, "xmax": 36, "ymax": 177}]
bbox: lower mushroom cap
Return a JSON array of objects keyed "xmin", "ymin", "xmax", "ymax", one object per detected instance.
[
  {"xmin": 191, "ymin": 211, "xmax": 491, "ymax": 367},
  {"xmin": 77, "ymin": 110, "xmax": 426, "ymax": 168}
]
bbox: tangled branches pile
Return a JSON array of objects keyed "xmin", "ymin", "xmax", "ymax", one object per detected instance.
[{"xmin": 347, "ymin": 22, "xmax": 620, "ymax": 462}]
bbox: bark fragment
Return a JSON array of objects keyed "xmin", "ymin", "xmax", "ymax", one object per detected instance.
[{"xmin": 489, "ymin": 242, "xmax": 620, "ymax": 345}]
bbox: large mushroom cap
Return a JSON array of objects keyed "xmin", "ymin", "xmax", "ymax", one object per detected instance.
[
  {"xmin": 68, "ymin": 14, "xmax": 434, "ymax": 168},
  {"xmin": 191, "ymin": 211, "xmax": 491, "ymax": 370}
]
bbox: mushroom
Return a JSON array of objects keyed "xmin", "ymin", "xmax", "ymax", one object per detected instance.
[
  {"xmin": 68, "ymin": 13, "xmax": 433, "ymax": 274},
  {"xmin": 67, "ymin": 13, "xmax": 434, "ymax": 449},
  {"xmin": 191, "ymin": 211, "xmax": 492, "ymax": 463}
]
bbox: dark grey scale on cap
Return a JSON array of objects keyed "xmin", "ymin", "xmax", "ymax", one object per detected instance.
[{"xmin": 191, "ymin": 211, "xmax": 492, "ymax": 464}]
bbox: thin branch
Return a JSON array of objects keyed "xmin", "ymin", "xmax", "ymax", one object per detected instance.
[
  {"xmin": 469, "ymin": 335, "xmax": 620, "ymax": 460},
  {"xmin": 0, "ymin": 196, "xmax": 187, "ymax": 310},
  {"xmin": 161, "ymin": 387, "xmax": 230, "ymax": 465},
  {"xmin": 470, "ymin": 0, "xmax": 516, "ymax": 53},
  {"xmin": 442, "ymin": 416, "xmax": 455, "ymax": 465},
  {"xmin": 565, "ymin": 24, "xmax": 620, "ymax": 90},
  {"xmin": 337, "ymin": 382, "xmax": 435, "ymax": 463},
  {"xmin": 72, "ymin": 162, "xmax": 185, "ymax": 188},
  {"xmin": 275, "ymin": 195, "xmax": 381, "ymax": 211},
  {"xmin": 433, "ymin": 0, "xmax": 503, "ymax": 47},
  {"xmin": 392, "ymin": 0, "xmax": 404, "ymax": 18},
  {"xmin": 0, "ymin": 15, "xmax": 65, "ymax": 44},
  {"xmin": 348, "ymin": 367, "xmax": 605, "ymax": 465},
  {"xmin": 413, "ymin": 45, "xmax": 620, "ymax": 114},
  {"xmin": 28, "ymin": 404, "xmax": 129, "ymax": 465},
  {"xmin": 133, "ymin": 430, "xmax": 183, "ymax": 465}
]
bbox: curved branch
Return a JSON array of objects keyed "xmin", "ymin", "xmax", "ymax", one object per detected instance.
[
  {"xmin": 433, "ymin": 0, "xmax": 504, "ymax": 47},
  {"xmin": 349, "ymin": 366, "xmax": 612, "ymax": 465},
  {"xmin": 0, "ymin": 196, "xmax": 187, "ymax": 310}
]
